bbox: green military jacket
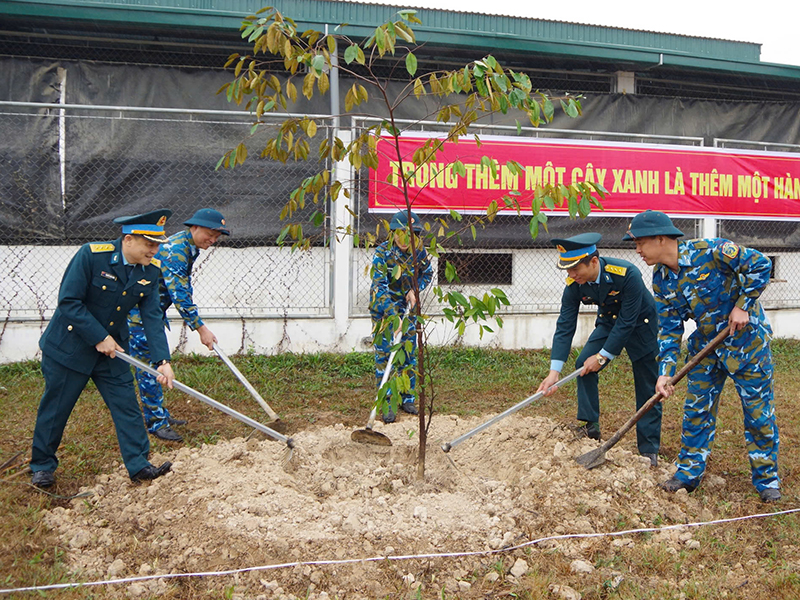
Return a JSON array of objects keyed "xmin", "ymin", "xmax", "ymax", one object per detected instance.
[
  {"xmin": 39, "ymin": 238, "xmax": 170, "ymax": 375},
  {"xmin": 551, "ymin": 257, "xmax": 658, "ymax": 364}
]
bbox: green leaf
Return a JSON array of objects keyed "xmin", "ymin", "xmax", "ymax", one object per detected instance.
[
  {"xmin": 311, "ymin": 54, "xmax": 326, "ymax": 75},
  {"xmin": 276, "ymin": 225, "xmax": 290, "ymax": 245},
  {"xmin": 405, "ymin": 52, "xmax": 418, "ymax": 76},
  {"xmin": 529, "ymin": 217, "xmax": 539, "ymax": 240},
  {"xmin": 445, "ymin": 261, "xmax": 457, "ymax": 282},
  {"xmin": 344, "ymin": 44, "xmax": 358, "ymax": 64},
  {"xmin": 311, "ymin": 210, "xmax": 325, "ymax": 227}
]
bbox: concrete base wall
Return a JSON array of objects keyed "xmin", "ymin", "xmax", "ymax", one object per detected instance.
[{"xmin": 3, "ymin": 308, "xmax": 799, "ymax": 364}]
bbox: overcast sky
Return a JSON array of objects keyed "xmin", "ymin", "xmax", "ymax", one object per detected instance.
[{"xmin": 400, "ymin": 0, "xmax": 800, "ymax": 67}]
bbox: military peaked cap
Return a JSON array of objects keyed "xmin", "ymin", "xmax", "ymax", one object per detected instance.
[
  {"xmin": 551, "ymin": 232, "xmax": 601, "ymax": 270},
  {"xmin": 113, "ymin": 209, "xmax": 172, "ymax": 243}
]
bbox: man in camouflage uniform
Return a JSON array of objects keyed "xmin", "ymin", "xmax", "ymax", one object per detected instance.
[
  {"xmin": 370, "ymin": 210, "xmax": 433, "ymax": 423},
  {"xmin": 128, "ymin": 208, "xmax": 230, "ymax": 442},
  {"xmin": 536, "ymin": 233, "xmax": 661, "ymax": 466},
  {"xmin": 624, "ymin": 210, "xmax": 780, "ymax": 502}
]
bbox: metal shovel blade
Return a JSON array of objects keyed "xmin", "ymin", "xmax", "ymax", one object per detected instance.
[
  {"xmin": 575, "ymin": 325, "xmax": 731, "ymax": 470},
  {"xmin": 350, "ymin": 428, "xmax": 392, "ymax": 446},
  {"xmin": 263, "ymin": 419, "xmax": 289, "ymax": 435},
  {"xmin": 352, "ymin": 307, "xmax": 411, "ymax": 447},
  {"xmin": 575, "ymin": 446, "xmax": 607, "ymax": 469}
]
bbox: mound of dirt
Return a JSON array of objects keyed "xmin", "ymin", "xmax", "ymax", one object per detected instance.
[{"xmin": 43, "ymin": 414, "xmax": 727, "ymax": 599}]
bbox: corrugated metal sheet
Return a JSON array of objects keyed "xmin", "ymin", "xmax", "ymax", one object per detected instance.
[{"xmin": 3, "ymin": 0, "xmax": 799, "ymax": 77}]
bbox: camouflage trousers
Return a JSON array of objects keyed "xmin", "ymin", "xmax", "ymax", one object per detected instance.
[
  {"xmin": 674, "ymin": 348, "xmax": 779, "ymax": 492},
  {"xmin": 128, "ymin": 322, "xmax": 171, "ymax": 433},
  {"xmin": 371, "ymin": 300, "xmax": 417, "ymax": 407}
]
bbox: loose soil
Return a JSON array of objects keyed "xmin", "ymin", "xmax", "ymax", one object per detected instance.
[{"xmin": 43, "ymin": 413, "xmax": 747, "ymax": 599}]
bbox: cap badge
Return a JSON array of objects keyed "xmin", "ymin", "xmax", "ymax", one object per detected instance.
[
  {"xmin": 221, "ymin": 219, "xmax": 226, "ymax": 225},
  {"xmin": 556, "ymin": 245, "xmax": 566, "ymax": 253},
  {"xmin": 157, "ymin": 216, "xmax": 167, "ymax": 226}
]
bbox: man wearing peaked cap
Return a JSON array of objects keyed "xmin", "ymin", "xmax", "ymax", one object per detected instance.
[
  {"xmin": 128, "ymin": 207, "xmax": 230, "ymax": 442},
  {"xmin": 30, "ymin": 209, "xmax": 176, "ymax": 489},
  {"xmin": 626, "ymin": 210, "xmax": 781, "ymax": 502},
  {"xmin": 536, "ymin": 232, "xmax": 662, "ymax": 466}
]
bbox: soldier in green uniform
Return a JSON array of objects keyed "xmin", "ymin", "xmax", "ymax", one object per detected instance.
[
  {"xmin": 30, "ymin": 210, "xmax": 176, "ymax": 488},
  {"xmin": 536, "ymin": 233, "xmax": 662, "ymax": 465}
]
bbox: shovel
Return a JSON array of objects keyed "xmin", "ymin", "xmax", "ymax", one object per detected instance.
[
  {"xmin": 575, "ymin": 325, "xmax": 731, "ymax": 469},
  {"xmin": 351, "ymin": 308, "xmax": 412, "ymax": 446},
  {"xmin": 213, "ymin": 343, "xmax": 288, "ymax": 434},
  {"xmin": 441, "ymin": 367, "xmax": 583, "ymax": 453},
  {"xmin": 116, "ymin": 351, "xmax": 295, "ymax": 450}
]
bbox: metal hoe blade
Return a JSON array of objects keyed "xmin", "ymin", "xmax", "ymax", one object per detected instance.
[
  {"xmin": 575, "ymin": 325, "xmax": 731, "ymax": 470},
  {"xmin": 441, "ymin": 367, "xmax": 583, "ymax": 453},
  {"xmin": 115, "ymin": 351, "xmax": 295, "ymax": 450}
]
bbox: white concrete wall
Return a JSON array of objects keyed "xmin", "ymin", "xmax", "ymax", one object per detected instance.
[
  {"xmin": 3, "ymin": 239, "xmax": 800, "ymax": 364},
  {"xmin": 4, "ymin": 305, "xmax": 800, "ymax": 365}
]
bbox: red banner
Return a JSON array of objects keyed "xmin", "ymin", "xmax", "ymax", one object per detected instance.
[{"xmin": 368, "ymin": 134, "xmax": 800, "ymax": 220}]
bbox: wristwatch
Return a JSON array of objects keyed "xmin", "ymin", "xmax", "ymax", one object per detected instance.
[
  {"xmin": 595, "ymin": 353, "xmax": 609, "ymax": 367},
  {"xmin": 155, "ymin": 359, "xmax": 171, "ymax": 367}
]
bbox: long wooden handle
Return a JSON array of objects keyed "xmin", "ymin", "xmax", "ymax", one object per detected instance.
[{"xmin": 599, "ymin": 324, "xmax": 732, "ymax": 451}]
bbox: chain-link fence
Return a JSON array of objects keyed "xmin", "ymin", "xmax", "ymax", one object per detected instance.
[{"xmin": 0, "ymin": 103, "xmax": 335, "ymax": 324}]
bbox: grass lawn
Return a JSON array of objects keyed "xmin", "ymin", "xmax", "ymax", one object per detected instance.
[{"xmin": 1, "ymin": 341, "xmax": 799, "ymax": 598}]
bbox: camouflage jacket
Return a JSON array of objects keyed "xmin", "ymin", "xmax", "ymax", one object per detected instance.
[
  {"xmin": 369, "ymin": 241, "xmax": 433, "ymax": 316},
  {"xmin": 129, "ymin": 229, "xmax": 202, "ymax": 330},
  {"xmin": 652, "ymin": 238, "xmax": 772, "ymax": 377}
]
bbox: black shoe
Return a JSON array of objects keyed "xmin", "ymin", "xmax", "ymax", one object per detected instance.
[
  {"xmin": 167, "ymin": 416, "xmax": 187, "ymax": 427},
  {"xmin": 131, "ymin": 461, "xmax": 172, "ymax": 483},
  {"xmin": 660, "ymin": 476, "xmax": 697, "ymax": 493},
  {"xmin": 640, "ymin": 452, "xmax": 658, "ymax": 468},
  {"xmin": 31, "ymin": 470, "xmax": 55, "ymax": 489},
  {"xmin": 400, "ymin": 402, "xmax": 418, "ymax": 415},
  {"xmin": 759, "ymin": 488, "xmax": 781, "ymax": 503},
  {"xmin": 152, "ymin": 426, "xmax": 183, "ymax": 442},
  {"xmin": 575, "ymin": 421, "xmax": 601, "ymax": 440},
  {"xmin": 382, "ymin": 409, "xmax": 396, "ymax": 424}
]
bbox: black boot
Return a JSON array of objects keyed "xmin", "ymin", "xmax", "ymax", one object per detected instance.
[{"xmin": 131, "ymin": 461, "xmax": 172, "ymax": 483}]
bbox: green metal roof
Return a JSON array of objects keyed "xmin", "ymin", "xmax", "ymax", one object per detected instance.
[{"xmin": 3, "ymin": 0, "xmax": 800, "ymax": 79}]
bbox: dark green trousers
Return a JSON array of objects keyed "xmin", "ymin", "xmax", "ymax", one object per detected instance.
[
  {"xmin": 31, "ymin": 354, "xmax": 151, "ymax": 478},
  {"xmin": 575, "ymin": 336, "xmax": 662, "ymax": 455}
]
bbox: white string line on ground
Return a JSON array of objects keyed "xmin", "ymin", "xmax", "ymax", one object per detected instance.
[{"xmin": 2, "ymin": 506, "xmax": 797, "ymax": 595}]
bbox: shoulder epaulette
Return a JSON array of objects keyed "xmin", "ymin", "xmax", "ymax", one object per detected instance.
[
  {"xmin": 604, "ymin": 264, "xmax": 627, "ymax": 277},
  {"xmin": 690, "ymin": 239, "xmax": 709, "ymax": 249},
  {"xmin": 89, "ymin": 243, "xmax": 115, "ymax": 253},
  {"xmin": 566, "ymin": 276, "xmax": 575, "ymax": 286},
  {"xmin": 150, "ymin": 257, "xmax": 161, "ymax": 268}
]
